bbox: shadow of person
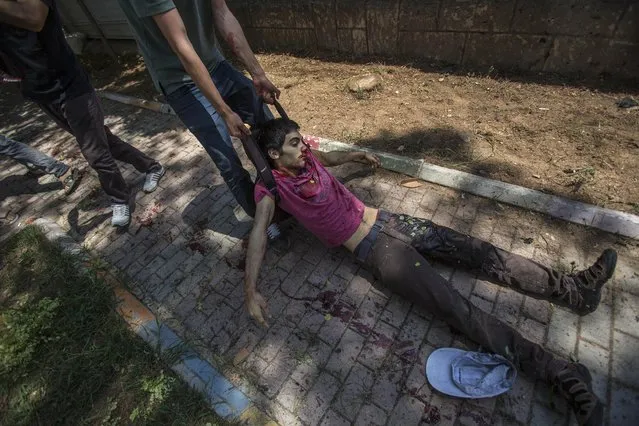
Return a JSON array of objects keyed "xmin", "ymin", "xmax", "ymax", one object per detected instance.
[
  {"xmin": 0, "ymin": 173, "xmax": 62, "ymax": 200},
  {"xmin": 67, "ymin": 207, "xmax": 111, "ymax": 239}
]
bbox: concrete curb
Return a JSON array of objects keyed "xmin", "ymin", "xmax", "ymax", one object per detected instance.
[
  {"xmin": 316, "ymin": 138, "xmax": 639, "ymax": 240},
  {"xmin": 31, "ymin": 217, "xmax": 272, "ymax": 425},
  {"xmin": 97, "ymin": 93, "xmax": 639, "ymax": 239}
]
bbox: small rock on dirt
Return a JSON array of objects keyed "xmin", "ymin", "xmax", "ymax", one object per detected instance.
[{"xmin": 348, "ymin": 74, "xmax": 382, "ymax": 92}]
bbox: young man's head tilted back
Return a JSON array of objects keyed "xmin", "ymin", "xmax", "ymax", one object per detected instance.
[{"xmin": 254, "ymin": 118, "xmax": 306, "ymax": 171}]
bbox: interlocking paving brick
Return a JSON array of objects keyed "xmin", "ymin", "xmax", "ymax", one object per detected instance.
[
  {"xmin": 334, "ymin": 256, "xmax": 360, "ymax": 281},
  {"xmin": 456, "ymin": 404, "xmax": 493, "ymax": 426},
  {"xmin": 355, "ymin": 404, "xmax": 388, "ymax": 426},
  {"xmin": 318, "ymin": 313, "xmax": 349, "ymax": 346},
  {"xmin": 473, "ymin": 279, "xmax": 499, "ymax": 301},
  {"xmin": 498, "ymin": 375, "xmax": 536, "ymax": 423},
  {"xmin": 494, "ymin": 288, "xmax": 524, "ymax": 327},
  {"xmin": 351, "ymin": 291, "xmax": 386, "ymax": 336},
  {"xmin": 308, "ymin": 253, "xmax": 342, "ymax": 288},
  {"xmin": 341, "ymin": 275, "xmax": 372, "ymax": 308},
  {"xmin": 326, "ymin": 329, "xmax": 366, "ymax": 381},
  {"xmin": 614, "ymin": 291, "xmax": 639, "ymax": 338},
  {"xmin": 319, "ymin": 409, "xmax": 350, "ymax": 426},
  {"xmin": 333, "ymin": 363, "xmax": 375, "ymax": 421},
  {"xmin": 397, "ymin": 310, "xmax": 431, "ymax": 359},
  {"xmin": 534, "ymin": 380, "xmax": 569, "ymax": 415},
  {"xmin": 612, "ymin": 331, "xmax": 639, "ymax": 388},
  {"xmin": 298, "ymin": 372, "xmax": 340, "ymax": 425},
  {"xmin": 470, "ymin": 294, "xmax": 494, "ymax": 314},
  {"xmin": 546, "ymin": 308, "xmax": 578, "ymax": 358},
  {"xmin": 522, "ymin": 296, "xmax": 552, "ymax": 324},
  {"xmin": 404, "ymin": 362, "xmax": 433, "ymax": 404},
  {"xmin": 276, "ymin": 376, "xmax": 307, "ymax": 413},
  {"xmin": 254, "ymin": 321, "xmax": 294, "ymax": 363},
  {"xmin": 388, "ymin": 394, "xmax": 425, "ymax": 425},
  {"xmin": 615, "ymin": 261, "xmax": 639, "ymax": 295},
  {"xmin": 426, "ymin": 318, "xmax": 453, "ymax": 348},
  {"xmin": 157, "ymin": 249, "xmax": 189, "ymax": 279},
  {"xmin": 430, "ymin": 393, "xmax": 463, "ymax": 424},
  {"xmin": 371, "ymin": 355, "xmax": 408, "ymax": 412},
  {"xmin": 269, "ymin": 400, "xmax": 302, "ymax": 426},
  {"xmin": 358, "ymin": 320, "xmax": 399, "ymax": 371},
  {"xmin": 519, "ymin": 317, "xmax": 546, "ymax": 345},
  {"xmin": 610, "ymin": 382, "xmax": 639, "ymax": 425},
  {"xmin": 529, "ymin": 402, "xmax": 566, "ymax": 426},
  {"xmin": 380, "ymin": 293, "xmax": 412, "ymax": 328},
  {"xmin": 450, "ymin": 269, "xmax": 477, "ymax": 298}
]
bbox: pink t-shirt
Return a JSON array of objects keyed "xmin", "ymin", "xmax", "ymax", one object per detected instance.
[{"xmin": 254, "ymin": 151, "xmax": 365, "ymax": 247}]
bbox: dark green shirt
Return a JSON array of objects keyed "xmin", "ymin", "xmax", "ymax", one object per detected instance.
[{"xmin": 117, "ymin": 0, "xmax": 225, "ymax": 94}]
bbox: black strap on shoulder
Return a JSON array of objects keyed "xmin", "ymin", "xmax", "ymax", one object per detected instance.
[{"xmin": 240, "ymin": 99, "xmax": 290, "ymax": 201}]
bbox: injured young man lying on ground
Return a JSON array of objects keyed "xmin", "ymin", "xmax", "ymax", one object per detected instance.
[{"xmin": 242, "ymin": 118, "xmax": 617, "ymax": 426}]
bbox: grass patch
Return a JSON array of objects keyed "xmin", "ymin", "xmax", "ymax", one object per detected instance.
[{"xmin": 0, "ymin": 226, "xmax": 228, "ymax": 425}]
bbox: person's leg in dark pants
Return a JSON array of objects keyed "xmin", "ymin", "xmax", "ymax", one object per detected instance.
[
  {"xmin": 363, "ymin": 231, "xmax": 603, "ymax": 425},
  {"xmin": 386, "ymin": 214, "xmax": 616, "ymax": 315},
  {"xmin": 165, "ymin": 62, "xmax": 270, "ymax": 217},
  {"xmin": 38, "ymin": 90, "xmax": 162, "ymax": 226}
]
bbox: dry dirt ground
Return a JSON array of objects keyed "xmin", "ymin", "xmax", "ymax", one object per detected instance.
[{"xmin": 82, "ymin": 52, "xmax": 639, "ymax": 214}]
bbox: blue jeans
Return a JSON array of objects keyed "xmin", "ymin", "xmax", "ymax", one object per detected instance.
[
  {"xmin": 164, "ymin": 60, "xmax": 273, "ymax": 217},
  {"xmin": 0, "ymin": 134, "xmax": 69, "ymax": 177}
]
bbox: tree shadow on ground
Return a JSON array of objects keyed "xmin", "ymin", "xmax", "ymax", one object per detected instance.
[{"xmin": 357, "ymin": 126, "xmax": 525, "ymax": 184}]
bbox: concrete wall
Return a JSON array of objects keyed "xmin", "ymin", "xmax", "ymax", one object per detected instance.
[
  {"xmin": 229, "ymin": 0, "xmax": 638, "ymax": 78},
  {"xmin": 59, "ymin": 0, "xmax": 638, "ymax": 79}
]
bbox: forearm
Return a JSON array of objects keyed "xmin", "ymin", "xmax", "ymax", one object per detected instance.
[
  {"xmin": 214, "ymin": 5, "xmax": 263, "ymax": 77},
  {"xmin": 244, "ymin": 228, "xmax": 268, "ymax": 296},
  {"xmin": 0, "ymin": 0, "xmax": 48, "ymax": 31},
  {"xmin": 177, "ymin": 47, "xmax": 233, "ymax": 116},
  {"xmin": 319, "ymin": 150, "xmax": 367, "ymax": 167}
]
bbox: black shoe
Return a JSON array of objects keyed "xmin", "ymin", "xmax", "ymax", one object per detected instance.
[
  {"xmin": 572, "ymin": 249, "xmax": 617, "ymax": 315},
  {"xmin": 548, "ymin": 361, "xmax": 604, "ymax": 426}
]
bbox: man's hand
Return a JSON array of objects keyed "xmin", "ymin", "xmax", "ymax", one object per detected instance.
[
  {"xmin": 253, "ymin": 73, "xmax": 280, "ymax": 104},
  {"xmin": 246, "ymin": 291, "xmax": 269, "ymax": 327},
  {"xmin": 362, "ymin": 153, "xmax": 381, "ymax": 168},
  {"xmin": 222, "ymin": 109, "xmax": 250, "ymax": 139}
]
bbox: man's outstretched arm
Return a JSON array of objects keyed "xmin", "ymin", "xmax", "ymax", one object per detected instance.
[
  {"xmin": 244, "ymin": 195, "xmax": 275, "ymax": 327},
  {"xmin": 152, "ymin": 8, "xmax": 249, "ymax": 139},
  {"xmin": 312, "ymin": 149, "xmax": 381, "ymax": 168},
  {"xmin": 211, "ymin": 0, "xmax": 280, "ymax": 103},
  {"xmin": 0, "ymin": 0, "xmax": 48, "ymax": 32}
]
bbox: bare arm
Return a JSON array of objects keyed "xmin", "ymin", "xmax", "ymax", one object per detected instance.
[
  {"xmin": 312, "ymin": 149, "xmax": 381, "ymax": 168},
  {"xmin": 244, "ymin": 195, "xmax": 276, "ymax": 326},
  {"xmin": 152, "ymin": 8, "xmax": 249, "ymax": 139},
  {"xmin": 0, "ymin": 0, "xmax": 48, "ymax": 32},
  {"xmin": 211, "ymin": 0, "xmax": 280, "ymax": 103}
]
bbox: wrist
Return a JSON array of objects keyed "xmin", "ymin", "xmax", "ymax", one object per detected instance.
[{"xmin": 249, "ymin": 68, "xmax": 266, "ymax": 80}]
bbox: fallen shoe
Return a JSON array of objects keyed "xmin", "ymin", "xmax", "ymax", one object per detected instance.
[{"xmin": 425, "ymin": 348, "xmax": 516, "ymax": 399}]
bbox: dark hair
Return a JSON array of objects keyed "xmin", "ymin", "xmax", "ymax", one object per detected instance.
[{"xmin": 253, "ymin": 118, "xmax": 300, "ymax": 165}]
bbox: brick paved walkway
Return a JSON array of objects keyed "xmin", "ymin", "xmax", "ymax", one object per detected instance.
[{"xmin": 1, "ymin": 89, "xmax": 638, "ymax": 425}]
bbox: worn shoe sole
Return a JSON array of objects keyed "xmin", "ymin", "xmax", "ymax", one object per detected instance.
[{"xmin": 63, "ymin": 168, "xmax": 82, "ymax": 195}]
